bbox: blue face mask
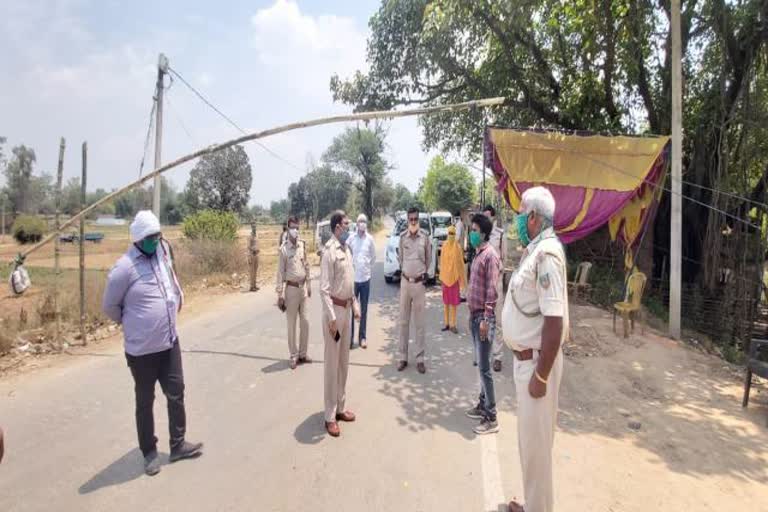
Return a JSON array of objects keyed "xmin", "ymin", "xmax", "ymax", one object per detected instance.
[
  {"xmin": 339, "ymin": 230, "xmax": 350, "ymax": 245},
  {"xmin": 516, "ymin": 213, "xmax": 531, "ymax": 247}
]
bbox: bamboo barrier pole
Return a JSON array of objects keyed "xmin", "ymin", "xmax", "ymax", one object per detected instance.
[{"xmin": 19, "ymin": 97, "xmax": 506, "ymax": 259}]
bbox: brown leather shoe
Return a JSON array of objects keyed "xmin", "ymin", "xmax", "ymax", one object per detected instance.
[
  {"xmin": 417, "ymin": 362, "xmax": 426, "ymax": 374},
  {"xmin": 336, "ymin": 411, "xmax": 356, "ymax": 422},
  {"xmin": 493, "ymin": 359, "xmax": 502, "ymax": 372},
  {"xmin": 397, "ymin": 361, "xmax": 408, "ymax": 371},
  {"xmin": 325, "ymin": 421, "xmax": 340, "ymax": 437},
  {"xmin": 298, "ymin": 356, "xmax": 312, "ymax": 364},
  {"xmin": 508, "ymin": 500, "xmax": 525, "ymax": 512}
]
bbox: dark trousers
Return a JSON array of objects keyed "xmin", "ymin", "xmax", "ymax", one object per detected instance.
[
  {"xmin": 351, "ymin": 279, "xmax": 371, "ymax": 345},
  {"xmin": 470, "ymin": 313, "xmax": 497, "ymax": 422},
  {"xmin": 125, "ymin": 341, "xmax": 186, "ymax": 457}
]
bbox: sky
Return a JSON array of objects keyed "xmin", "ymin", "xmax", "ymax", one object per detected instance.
[{"xmin": 0, "ymin": 0, "xmax": 436, "ymax": 207}]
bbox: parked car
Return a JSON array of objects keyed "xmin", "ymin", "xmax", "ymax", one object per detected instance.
[
  {"xmin": 430, "ymin": 211, "xmax": 453, "ymax": 274},
  {"xmin": 384, "ymin": 212, "xmax": 437, "ymax": 284}
]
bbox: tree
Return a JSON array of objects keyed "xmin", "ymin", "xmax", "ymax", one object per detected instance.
[
  {"xmin": 270, "ymin": 199, "xmax": 289, "ymax": 221},
  {"xmin": 184, "ymin": 145, "xmax": 252, "ymax": 214},
  {"xmin": 323, "ymin": 126, "xmax": 389, "ymax": 221},
  {"xmin": 3, "ymin": 145, "xmax": 36, "ymax": 214},
  {"xmin": 331, "ymin": 0, "xmax": 768, "ymax": 290},
  {"xmin": 419, "ymin": 156, "xmax": 475, "ymax": 212},
  {"xmin": 287, "ymin": 178, "xmax": 313, "ymax": 227},
  {"xmin": 391, "ymin": 183, "xmax": 414, "ymax": 213},
  {"xmin": 305, "ymin": 165, "xmax": 350, "ymax": 221}
]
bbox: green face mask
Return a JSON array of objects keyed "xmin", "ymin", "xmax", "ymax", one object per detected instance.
[
  {"xmin": 516, "ymin": 213, "xmax": 531, "ymax": 247},
  {"xmin": 141, "ymin": 237, "xmax": 159, "ymax": 255},
  {"xmin": 469, "ymin": 231, "xmax": 483, "ymax": 248}
]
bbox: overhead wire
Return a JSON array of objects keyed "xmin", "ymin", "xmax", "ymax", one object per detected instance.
[
  {"xmin": 166, "ymin": 66, "xmax": 305, "ymax": 174},
  {"xmin": 165, "ymin": 94, "xmax": 197, "ymax": 145},
  {"xmin": 138, "ymin": 88, "xmax": 157, "ymax": 178}
]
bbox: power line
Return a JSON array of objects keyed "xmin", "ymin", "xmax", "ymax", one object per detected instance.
[
  {"xmin": 165, "ymin": 94, "xmax": 197, "ymax": 145},
  {"xmin": 138, "ymin": 90, "xmax": 157, "ymax": 178},
  {"xmin": 166, "ymin": 66, "xmax": 305, "ymax": 174}
]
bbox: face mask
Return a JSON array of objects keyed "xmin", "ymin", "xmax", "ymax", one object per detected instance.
[
  {"xmin": 469, "ymin": 231, "xmax": 482, "ymax": 248},
  {"xmin": 448, "ymin": 234, "xmax": 455, "ymax": 241},
  {"xmin": 288, "ymin": 228, "xmax": 299, "ymax": 239},
  {"xmin": 516, "ymin": 213, "xmax": 531, "ymax": 247},
  {"xmin": 358, "ymin": 222, "xmax": 367, "ymax": 233},
  {"xmin": 339, "ymin": 230, "xmax": 350, "ymax": 245},
  {"xmin": 141, "ymin": 237, "xmax": 159, "ymax": 255}
]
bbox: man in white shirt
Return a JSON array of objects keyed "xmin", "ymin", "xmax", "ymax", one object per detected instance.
[
  {"xmin": 348, "ymin": 213, "xmax": 376, "ymax": 349},
  {"xmin": 501, "ymin": 187, "xmax": 568, "ymax": 512},
  {"xmin": 484, "ymin": 205, "xmax": 507, "ymax": 372}
]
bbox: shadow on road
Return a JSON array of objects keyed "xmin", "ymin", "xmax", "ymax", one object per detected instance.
[
  {"xmin": 294, "ymin": 412, "xmax": 327, "ymax": 445},
  {"xmin": 184, "ymin": 349, "xmax": 386, "ymax": 370},
  {"xmin": 78, "ymin": 448, "xmax": 158, "ymax": 494}
]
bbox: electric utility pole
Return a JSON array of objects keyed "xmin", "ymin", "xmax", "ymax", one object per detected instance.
[
  {"xmin": 670, "ymin": 0, "xmax": 683, "ymax": 339},
  {"xmin": 152, "ymin": 53, "xmax": 169, "ymax": 218}
]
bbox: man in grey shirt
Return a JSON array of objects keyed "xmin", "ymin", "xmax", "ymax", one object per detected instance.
[{"xmin": 102, "ymin": 210, "xmax": 202, "ymax": 476}]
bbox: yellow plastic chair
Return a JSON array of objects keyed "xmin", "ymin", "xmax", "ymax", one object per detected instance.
[{"xmin": 613, "ymin": 271, "xmax": 647, "ymax": 338}]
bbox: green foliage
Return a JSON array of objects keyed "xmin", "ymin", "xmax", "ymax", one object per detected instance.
[
  {"xmin": 184, "ymin": 145, "xmax": 252, "ymax": 214},
  {"xmin": 12, "ymin": 214, "xmax": 47, "ymax": 244},
  {"xmin": 182, "ymin": 210, "xmax": 239, "ymax": 241},
  {"xmin": 323, "ymin": 125, "xmax": 389, "ymax": 221},
  {"xmin": 269, "ymin": 199, "xmax": 289, "ymax": 221},
  {"xmin": 419, "ymin": 156, "xmax": 475, "ymax": 212},
  {"xmin": 391, "ymin": 183, "xmax": 415, "ymax": 213},
  {"xmin": 3, "ymin": 145, "xmax": 36, "ymax": 214}
]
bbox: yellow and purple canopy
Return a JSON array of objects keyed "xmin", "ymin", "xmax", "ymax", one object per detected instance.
[{"xmin": 484, "ymin": 127, "xmax": 669, "ymax": 267}]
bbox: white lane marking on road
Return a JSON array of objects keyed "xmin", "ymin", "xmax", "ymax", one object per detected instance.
[{"xmin": 481, "ymin": 433, "xmax": 505, "ymax": 511}]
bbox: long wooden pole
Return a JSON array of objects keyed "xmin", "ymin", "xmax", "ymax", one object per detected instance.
[
  {"xmin": 79, "ymin": 142, "xmax": 87, "ymax": 346},
  {"xmin": 54, "ymin": 138, "xmax": 65, "ymax": 347},
  {"xmin": 19, "ymin": 97, "xmax": 507, "ymax": 258}
]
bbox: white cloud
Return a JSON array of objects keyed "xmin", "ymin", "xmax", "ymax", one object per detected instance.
[{"xmin": 250, "ymin": 0, "xmax": 367, "ymax": 99}]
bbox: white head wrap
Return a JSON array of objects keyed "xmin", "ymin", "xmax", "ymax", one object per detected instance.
[{"xmin": 130, "ymin": 210, "xmax": 161, "ymax": 242}]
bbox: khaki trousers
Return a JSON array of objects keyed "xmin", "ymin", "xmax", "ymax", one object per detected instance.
[
  {"xmin": 398, "ymin": 280, "xmax": 426, "ymax": 363},
  {"xmin": 285, "ymin": 285, "xmax": 309, "ymax": 359},
  {"xmin": 492, "ymin": 280, "xmax": 504, "ymax": 361},
  {"xmin": 323, "ymin": 304, "xmax": 351, "ymax": 422},
  {"xmin": 513, "ymin": 349, "xmax": 563, "ymax": 512}
]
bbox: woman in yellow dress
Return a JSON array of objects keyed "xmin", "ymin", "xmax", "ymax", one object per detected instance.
[{"xmin": 440, "ymin": 225, "xmax": 466, "ymax": 333}]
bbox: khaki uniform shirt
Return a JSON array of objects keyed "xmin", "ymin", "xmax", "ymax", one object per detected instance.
[
  {"xmin": 249, "ymin": 235, "xmax": 260, "ymax": 255},
  {"xmin": 276, "ymin": 239, "xmax": 309, "ymax": 297},
  {"xmin": 320, "ymin": 237, "xmax": 355, "ymax": 321},
  {"xmin": 501, "ymin": 227, "xmax": 569, "ymax": 351},
  {"xmin": 398, "ymin": 229, "xmax": 431, "ymax": 278}
]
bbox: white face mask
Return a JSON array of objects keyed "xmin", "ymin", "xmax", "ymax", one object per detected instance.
[
  {"xmin": 358, "ymin": 221, "xmax": 367, "ymax": 233},
  {"xmin": 288, "ymin": 228, "xmax": 299, "ymax": 239}
]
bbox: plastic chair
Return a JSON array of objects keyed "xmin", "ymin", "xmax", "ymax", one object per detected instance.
[
  {"xmin": 568, "ymin": 261, "xmax": 593, "ymax": 299},
  {"xmin": 613, "ymin": 271, "xmax": 647, "ymax": 338}
]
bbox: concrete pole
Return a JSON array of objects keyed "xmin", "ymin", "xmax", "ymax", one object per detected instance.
[
  {"xmin": 152, "ymin": 53, "xmax": 168, "ymax": 218},
  {"xmin": 670, "ymin": 0, "xmax": 683, "ymax": 339}
]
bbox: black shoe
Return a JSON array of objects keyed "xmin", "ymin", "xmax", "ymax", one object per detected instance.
[
  {"xmin": 144, "ymin": 451, "xmax": 161, "ymax": 476},
  {"xmin": 169, "ymin": 441, "xmax": 203, "ymax": 463},
  {"xmin": 465, "ymin": 406, "xmax": 484, "ymax": 420},
  {"xmin": 441, "ymin": 325, "xmax": 450, "ymax": 331}
]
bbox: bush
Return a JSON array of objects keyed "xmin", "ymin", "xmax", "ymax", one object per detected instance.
[
  {"xmin": 182, "ymin": 210, "xmax": 239, "ymax": 241},
  {"xmin": 173, "ymin": 239, "xmax": 247, "ymax": 285},
  {"xmin": 12, "ymin": 215, "xmax": 47, "ymax": 244}
]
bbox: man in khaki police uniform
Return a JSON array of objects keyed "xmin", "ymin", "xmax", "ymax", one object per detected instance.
[
  {"xmin": 249, "ymin": 221, "xmax": 260, "ymax": 292},
  {"xmin": 276, "ymin": 216, "xmax": 312, "ymax": 370},
  {"xmin": 397, "ymin": 206, "xmax": 432, "ymax": 374},
  {"xmin": 501, "ymin": 187, "xmax": 568, "ymax": 512},
  {"xmin": 320, "ymin": 210, "xmax": 360, "ymax": 437}
]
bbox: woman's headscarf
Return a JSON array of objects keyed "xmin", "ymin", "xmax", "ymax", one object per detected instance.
[{"xmin": 439, "ymin": 225, "xmax": 466, "ymax": 289}]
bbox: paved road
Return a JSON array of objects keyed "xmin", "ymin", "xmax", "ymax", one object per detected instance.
[{"xmin": 0, "ymin": 226, "xmax": 521, "ymax": 512}]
